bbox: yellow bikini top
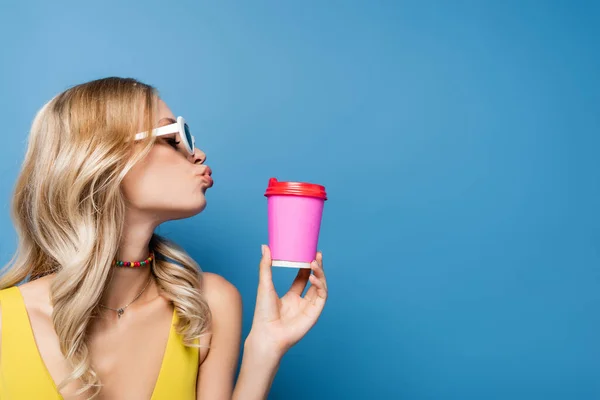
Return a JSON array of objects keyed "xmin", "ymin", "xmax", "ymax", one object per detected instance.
[{"xmin": 0, "ymin": 286, "xmax": 198, "ymax": 399}]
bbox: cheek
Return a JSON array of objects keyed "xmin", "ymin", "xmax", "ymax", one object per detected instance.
[{"xmin": 121, "ymin": 149, "xmax": 202, "ymax": 210}]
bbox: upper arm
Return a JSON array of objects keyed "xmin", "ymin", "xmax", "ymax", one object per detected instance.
[{"xmin": 196, "ymin": 272, "xmax": 243, "ymax": 400}]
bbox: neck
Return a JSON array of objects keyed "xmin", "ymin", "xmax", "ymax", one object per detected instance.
[{"xmin": 100, "ymin": 213, "xmax": 160, "ymax": 309}]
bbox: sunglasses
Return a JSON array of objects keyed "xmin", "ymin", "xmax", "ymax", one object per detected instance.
[{"xmin": 134, "ymin": 116, "xmax": 195, "ymax": 155}]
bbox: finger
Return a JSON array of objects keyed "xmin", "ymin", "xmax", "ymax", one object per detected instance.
[
  {"xmin": 289, "ymin": 268, "xmax": 311, "ymax": 296},
  {"xmin": 307, "ymin": 274, "xmax": 327, "ymax": 304},
  {"xmin": 305, "ymin": 261, "xmax": 328, "ymax": 304},
  {"xmin": 305, "ymin": 282, "xmax": 316, "ymax": 303},
  {"xmin": 258, "ymin": 244, "xmax": 274, "ymax": 290},
  {"xmin": 311, "ymin": 259, "xmax": 327, "ymax": 292},
  {"xmin": 316, "ymin": 251, "xmax": 323, "ymax": 269}
]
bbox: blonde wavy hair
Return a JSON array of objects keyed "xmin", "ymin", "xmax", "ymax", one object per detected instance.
[{"xmin": 0, "ymin": 77, "xmax": 211, "ymax": 398}]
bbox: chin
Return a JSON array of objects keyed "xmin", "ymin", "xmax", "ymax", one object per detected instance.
[
  {"xmin": 193, "ymin": 201, "xmax": 207, "ymax": 214},
  {"xmin": 187, "ymin": 198, "xmax": 207, "ymax": 216},
  {"xmin": 194, "ymin": 195, "xmax": 208, "ymax": 211},
  {"xmin": 166, "ymin": 199, "xmax": 207, "ymax": 221}
]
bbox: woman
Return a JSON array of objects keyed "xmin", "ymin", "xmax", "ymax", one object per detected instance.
[{"xmin": 0, "ymin": 77, "xmax": 328, "ymax": 399}]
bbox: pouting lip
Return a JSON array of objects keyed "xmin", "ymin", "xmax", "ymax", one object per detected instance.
[
  {"xmin": 195, "ymin": 166, "xmax": 212, "ymax": 177},
  {"xmin": 199, "ymin": 174, "xmax": 213, "ymax": 187},
  {"xmin": 194, "ymin": 166, "xmax": 213, "ymax": 187}
]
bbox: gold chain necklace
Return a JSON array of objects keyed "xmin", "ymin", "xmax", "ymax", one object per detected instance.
[{"xmin": 99, "ymin": 256, "xmax": 154, "ymax": 319}]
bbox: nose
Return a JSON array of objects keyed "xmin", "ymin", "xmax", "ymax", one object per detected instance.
[{"xmin": 190, "ymin": 148, "xmax": 206, "ymax": 164}]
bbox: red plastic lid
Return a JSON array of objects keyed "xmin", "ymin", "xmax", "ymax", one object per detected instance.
[{"xmin": 264, "ymin": 178, "xmax": 327, "ymax": 200}]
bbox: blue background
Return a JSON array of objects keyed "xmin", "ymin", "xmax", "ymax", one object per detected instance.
[{"xmin": 1, "ymin": 1, "xmax": 599, "ymax": 399}]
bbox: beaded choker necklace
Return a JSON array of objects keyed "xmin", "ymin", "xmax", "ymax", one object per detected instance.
[
  {"xmin": 113, "ymin": 252, "xmax": 154, "ymax": 268},
  {"xmin": 100, "ymin": 251, "xmax": 155, "ymax": 319}
]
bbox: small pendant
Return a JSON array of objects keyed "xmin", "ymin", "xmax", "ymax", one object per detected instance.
[{"xmin": 117, "ymin": 308, "xmax": 124, "ymax": 319}]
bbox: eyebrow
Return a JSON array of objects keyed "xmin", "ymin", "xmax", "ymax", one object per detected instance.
[{"xmin": 158, "ymin": 117, "xmax": 177, "ymax": 126}]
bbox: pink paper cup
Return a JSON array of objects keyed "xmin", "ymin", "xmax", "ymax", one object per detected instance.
[{"xmin": 264, "ymin": 178, "xmax": 328, "ymax": 268}]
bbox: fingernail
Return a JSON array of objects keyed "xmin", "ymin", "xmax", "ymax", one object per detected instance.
[{"xmin": 261, "ymin": 244, "xmax": 266, "ymax": 255}]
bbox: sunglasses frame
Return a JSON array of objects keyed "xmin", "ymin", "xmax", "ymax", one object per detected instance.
[{"xmin": 134, "ymin": 116, "xmax": 195, "ymax": 155}]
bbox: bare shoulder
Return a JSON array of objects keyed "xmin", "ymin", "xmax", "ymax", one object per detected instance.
[
  {"xmin": 16, "ymin": 275, "xmax": 54, "ymax": 312},
  {"xmin": 196, "ymin": 272, "xmax": 242, "ymax": 364},
  {"xmin": 1, "ymin": 275, "xmax": 53, "ymax": 312},
  {"xmin": 0, "ymin": 276, "xmax": 53, "ymax": 358},
  {"xmin": 196, "ymin": 272, "xmax": 243, "ymax": 395},
  {"xmin": 201, "ymin": 272, "xmax": 242, "ymax": 311}
]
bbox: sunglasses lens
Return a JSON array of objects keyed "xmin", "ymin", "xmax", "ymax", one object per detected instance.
[{"xmin": 184, "ymin": 123, "xmax": 194, "ymax": 152}]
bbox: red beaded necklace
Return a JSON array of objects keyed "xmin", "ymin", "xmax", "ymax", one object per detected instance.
[{"xmin": 113, "ymin": 251, "xmax": 154, "ymax": 268}]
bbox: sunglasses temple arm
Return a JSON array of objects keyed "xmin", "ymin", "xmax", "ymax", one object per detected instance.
[{"xmin": 133, "ymin": 122, "xmax": 179, "ymax": 141}]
